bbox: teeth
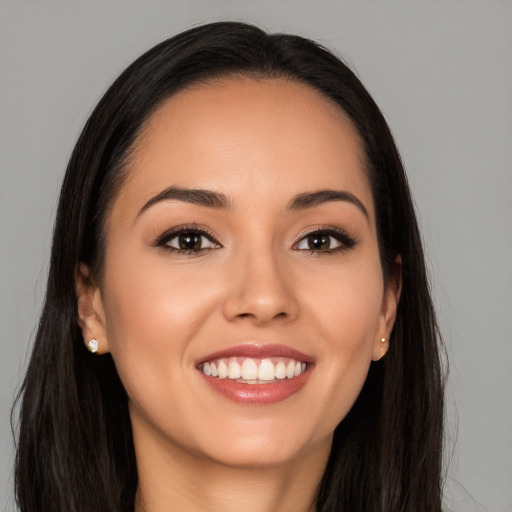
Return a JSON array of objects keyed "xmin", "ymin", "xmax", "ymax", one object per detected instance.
[
  {"xmin": 201, "ymin": 356, "xmax": 308, "ymax": 382},
  {"xmin": 217, "ymin": 360, "xmax": 228, "ymax": 379},
  {"xmin": 286, "ymin": 360, "xmax": 295, "ymax": 378},
  {"xmin": 228, "ymin": 359, "xmax": 242, "ymax": 379},
  {"xmin": 258, "ymin": 359, "xmax": 275, "ymax": 381},
  {"xmin": 241, "ymin": 358, "xmax": 258, "ymax": 380},
  {"xmin": 275, "ymin": 361, "xmax": 286, "ymax": 379}
]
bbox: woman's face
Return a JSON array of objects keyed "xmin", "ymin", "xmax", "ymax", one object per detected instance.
[{"xmin": 81, "ymin": 78, "xmax": 399, "ymax": 469}]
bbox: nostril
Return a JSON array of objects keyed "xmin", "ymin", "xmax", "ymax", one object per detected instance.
[
  {"xmin": 234, "ymin": 311, "xmax": 288, "ymax": 322},
  {"xmin": 222, "ymin": 286, "xmax": 299, "ymax": 324}
]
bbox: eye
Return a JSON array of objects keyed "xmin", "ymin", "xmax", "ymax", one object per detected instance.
[
  {"xmin": 156, "ymin": 226, "xmax": 220, "ymax": 254},
  {"xmin": 293, "ymin": 228, "xmax": 356, "ymax": 253}
]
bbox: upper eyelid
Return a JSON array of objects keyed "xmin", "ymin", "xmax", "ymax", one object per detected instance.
[
  {"xmin": 292, "ymin": 226, "xmax": 357, "ymax": 250},
  {"xmin": 155, "ymin": 225, "xmax": 221, "ymax": 247},
  {"xmin": 293, "ymin": 225, "xmax": 356, "ymax": 241},
  {"xmin": 154, "ymin": 224, "xmax": 356, "ymax": 248}
]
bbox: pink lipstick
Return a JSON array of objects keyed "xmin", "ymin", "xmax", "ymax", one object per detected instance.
[{"xmin": 196, "ymin": 344, "xmax": 314, "ymax": 405}]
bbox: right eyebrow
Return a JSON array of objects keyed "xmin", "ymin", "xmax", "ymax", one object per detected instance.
[
  {"xmin": 286, "ymin": 189, "xmax": 369, "ymax": 220},
  {"xmin": 136, "ymin": 186, "xmax": 231, "ymax": 218}
]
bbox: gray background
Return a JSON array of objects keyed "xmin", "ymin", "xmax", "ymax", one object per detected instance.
[{"xmin": 1, "ymin": 1, "xmax": 511, "ymax": 511}]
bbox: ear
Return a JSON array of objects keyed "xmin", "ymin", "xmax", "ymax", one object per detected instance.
[
  {"xmin": 372, "ymin": 255, "xmax": 402, "ymax": 361},
  {"xmin": 76, "ymin": 263, "xmax": 110, "ymax": 354}
]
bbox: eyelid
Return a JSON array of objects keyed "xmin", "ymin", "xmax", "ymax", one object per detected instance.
[
  {"xmin": 292, "ymin": 225, "xmax": 357, "ymax": 252},
  {"xmin": 154, "ymin": 224, "xmax": 222, "ymax": 249}
]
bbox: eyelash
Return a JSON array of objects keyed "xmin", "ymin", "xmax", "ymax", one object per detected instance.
[
  {"xmin": 154, "ymin": 225, "xmax": 357, "ymax": 256},
  {"xmin": 155, "ymin": 225, "xmax": 221, "ymax": 256},
  {"xmin": 292, "ymin": 227, "xmax": 357, "ymax": 255}
]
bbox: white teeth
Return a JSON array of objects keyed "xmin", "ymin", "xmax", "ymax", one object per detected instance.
[
  {"xmin": 241, "ymin": 358, "xmax": 258, "ymax": 380},
  {"xmin": 275, "ymin": 361, "xmax": 287, "ymax": 379},
  {"xmin": 228, "ymin": 359, "xmax": 242, "ymax": 379},
  {"xmin": 286, "ymin": 360, "xmax": 295, "ymax": 378},
  {"xmin": 258, "ymin": 359, "xmax": 275, "ymax": 381},
  {"xmin": 201, "ymin": 356, "xmax": 308, "ymax": 382},
  {"xmin": 217, "ymin": 360, "xmax": 228, "ymax": 379}
]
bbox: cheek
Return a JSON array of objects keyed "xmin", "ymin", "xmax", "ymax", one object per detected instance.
[
  {"xmin": 298, "ymin": 257, "xmax": 384, "ymax": 430},
  {"xmin": 302, "ymin": 253, "xmax": 384, "ymax": 345},
  {"xmin": 103, "ymin": 247, "xmax": 215, "ymax": 341},
  {"xmin": 99, "ymin": 249, "xmax": 216, "ymax": 402}
]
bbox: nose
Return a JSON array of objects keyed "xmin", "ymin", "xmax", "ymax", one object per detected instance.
[{"xmin": 222, "ymin": 250, "xmax": 299, "ymax": 325}]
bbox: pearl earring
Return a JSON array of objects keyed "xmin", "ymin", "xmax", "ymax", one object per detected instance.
[
  {"xmin": 87, "ymin": 338, "xmax": 99, "ymax": 353},
  {"xmin": 380, "ymin": 337, "xmax": 386, "ymax": 343}
]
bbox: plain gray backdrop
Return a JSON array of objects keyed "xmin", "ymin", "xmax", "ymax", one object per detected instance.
[{"xmin": 1, "ymin": 1, "xmax": 511, "ymax": 511}]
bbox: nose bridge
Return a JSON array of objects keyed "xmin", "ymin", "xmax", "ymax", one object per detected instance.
[{"xmin": 222, "ymin": 239, "xmax": 298, "ymax": 324}]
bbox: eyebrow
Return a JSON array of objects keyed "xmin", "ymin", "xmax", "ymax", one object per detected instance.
[
  {"xmin": 137, "ymin": 185, "xmax": 368, "ymax": 220},
  {"xmin": 137, "ymin": 186, "xmax": 231, "ymax": 217},
  {"xmin": 286, "ymin": 189, "xmax": 369, "ymax": 219}
]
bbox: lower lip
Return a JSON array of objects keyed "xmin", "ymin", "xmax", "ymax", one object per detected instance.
[{"xmin": 199, "ymin": 370, "xmax": 312, "ymax": 405}]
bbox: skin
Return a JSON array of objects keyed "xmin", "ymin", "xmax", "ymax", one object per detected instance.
[{"xmin": 77, "ymin": 77, "xmax": 400, "ymax": 512}]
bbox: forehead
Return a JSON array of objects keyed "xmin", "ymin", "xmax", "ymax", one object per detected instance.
[{"xmin": 117, "ymin": 77, "xmax": 372, "ymax": 218}]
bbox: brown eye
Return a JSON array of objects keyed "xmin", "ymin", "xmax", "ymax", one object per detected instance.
[
  {"xmin": 161, "ymin": 229, "xmax": 220, "ymax": 253},
  {"xmin": 306, "ymin": 234, "xmax": 331, "ymax": 251},
  {"xmin": 294, "ymin": 229, "xmax": 356, "ymax": 253},
  {"xmin": 177, "ymin": 233, "xmax": 203, "ymax": 251}
]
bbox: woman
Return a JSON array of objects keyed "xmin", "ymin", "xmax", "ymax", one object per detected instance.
[{"xmin": 14, "ymin": 21, "xmax": 444, "ymax": 512}]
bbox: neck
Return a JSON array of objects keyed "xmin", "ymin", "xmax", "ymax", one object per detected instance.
[{"xmin": 133, "ymin": 429, "xmax": 330, "ymax": 512}]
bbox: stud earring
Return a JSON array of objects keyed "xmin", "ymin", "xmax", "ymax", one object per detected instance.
[
  {"xmin": 87, "ymin": 338, "xmax": 99, "ymax": 354},
  {"xmin": 380, "ymin": 337, "xmax": 386, "ymax": 343}
]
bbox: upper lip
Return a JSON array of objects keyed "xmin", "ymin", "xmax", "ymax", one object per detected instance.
[{"xmin": 196, "ymin": 343, "xmax": 314, "ymax": 365}]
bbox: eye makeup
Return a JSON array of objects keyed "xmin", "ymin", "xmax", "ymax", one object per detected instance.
[
  {"xmin": 154, "ymin": 224, "xmax": 221, "ymax": 255},
  {"xmin": 293, "ymin": 226, "xmax": 357, "ymax": 255},
  {"xmin": 153, "ymin": 221, "xmax": 357, "ymax": 258}
]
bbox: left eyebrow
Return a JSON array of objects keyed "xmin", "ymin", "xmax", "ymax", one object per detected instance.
[
  {"xmin": 286, "ymin": 189, "xmax": 369, "ymax": 219},
  {"xmin": 136, "ymin": 185, "xmax": 231, "ymax": 218}
]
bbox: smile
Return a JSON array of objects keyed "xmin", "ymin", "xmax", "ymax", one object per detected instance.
[
  {"xmin": 199, "ymin": 357, "xmax": 307, "ymax": 384},
  {"xmin": 196, "ymin": 344, "xmax": 313, "ymax": 404}
]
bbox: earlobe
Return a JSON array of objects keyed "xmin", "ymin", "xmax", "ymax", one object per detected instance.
[
  {"xmin": 372, "ymin": 256, "xmax": 402, "ymax": 361},
  {"xmin": 372, "ymin": 337, "xmax": 390, "ymax": 361},
  {"xmin": 76, "ymin": 264, "xmax": 110, "ymax": 354}
]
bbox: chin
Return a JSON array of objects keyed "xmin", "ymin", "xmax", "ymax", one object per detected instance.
[
  {"xmin": 204, "ymin": 442, "xmax": 309, "ymax": 470},
  {"xmin": 192, "ymin": 420, "xmax": 331, "ymax": 471}
]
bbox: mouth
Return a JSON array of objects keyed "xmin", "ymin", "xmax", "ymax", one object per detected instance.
[
  {"xmin": 199, "ymin": 356, "xmax": 307, "ymax": 384},
  {"xmin": 196, "ymin": 344, "xmax": 313, "ymax": 404}
]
